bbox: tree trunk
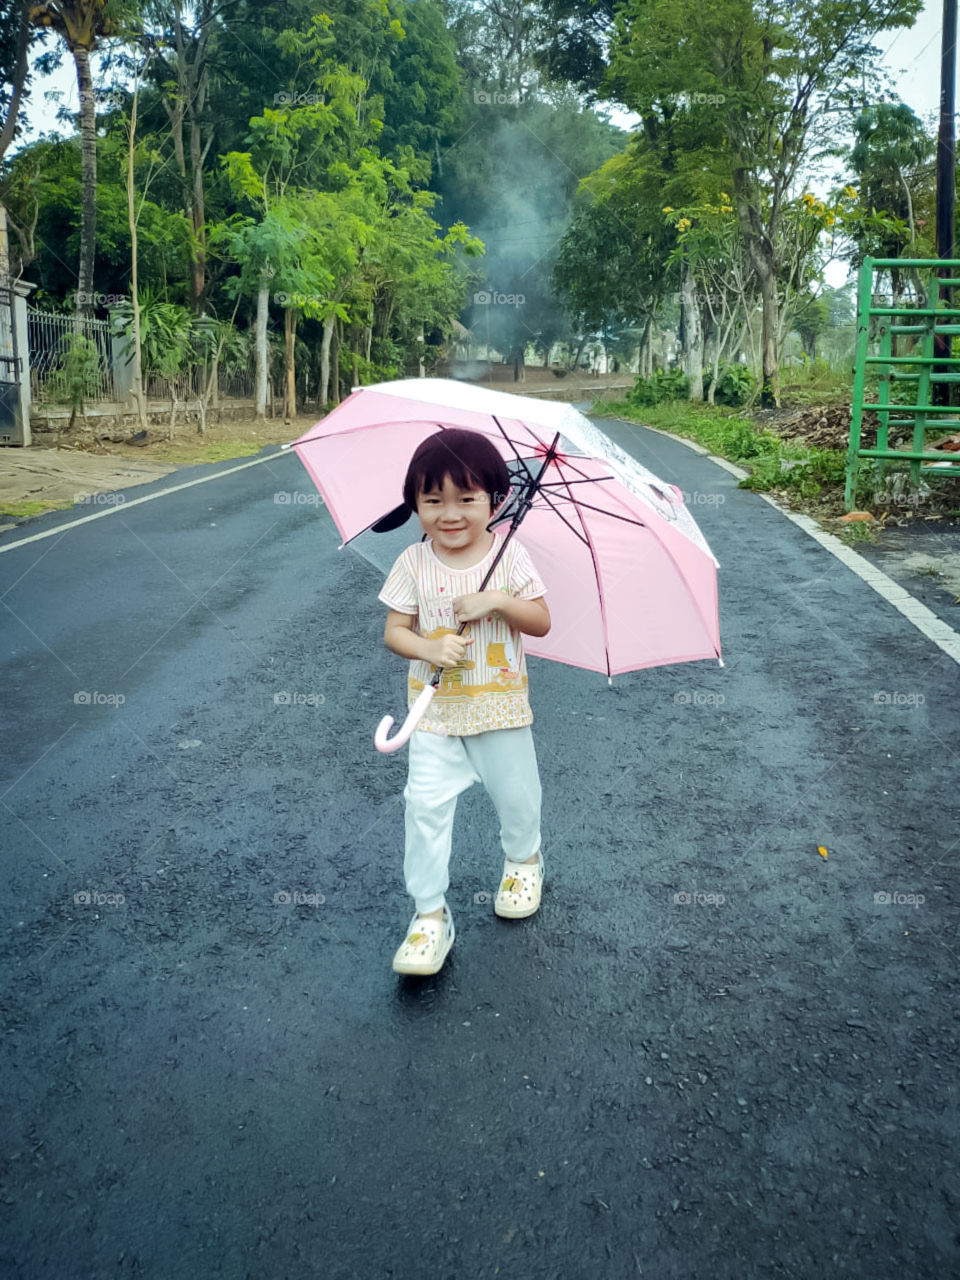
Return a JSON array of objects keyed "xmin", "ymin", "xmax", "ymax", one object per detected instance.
[
  {"xmin": 254, "ymin": 280, "xmax": 269, "ymax": 420},
  {"xmin": 331, "ymin": 318, "xmax": 341, "ymax": 405},
  {"xmin": 320, "ymin": 312, "xmax": 334, "ymax": 404},
  {"xmin": 126, "ymin": 65, "xmax": 147, "ymax": 432},
  {"xmin": 638, "ymin": 315, "xmax": 652, "ymax": 377},
  {"xmin": 164, "ymin": 3, "xmax": 212, "ymax": 312},
  {"xmin": 755, "ymin": 258, "xmax": 779, "ymax": 407},
  {"xmin": 284, "ymin": 305, "xmax": 296, "ymax": 422},
  {"xmin": 188, "ymin": 95, "xmax": 210, "ymax": 308},
  {"xmin": 680, "ymin": 261, "xmax": 703, "ymax": 400},
  {"xmin": 74, "ymin": 47, "xmax": 97, "ymax": 321}
]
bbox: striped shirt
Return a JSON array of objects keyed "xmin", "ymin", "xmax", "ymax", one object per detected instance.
[{"xmin": 379, "ymin": 532, "xmax": 547, "ymax": 737}]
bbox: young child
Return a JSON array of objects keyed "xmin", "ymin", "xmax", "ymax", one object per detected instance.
[{"xmin": 378, "ymin": 427, "xmax": 551, "ymax": 976}]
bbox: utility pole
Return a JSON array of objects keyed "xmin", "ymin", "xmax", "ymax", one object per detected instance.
[{"xmin": 934, "ymin": 0, "xmax": 956, "ymax": 405}]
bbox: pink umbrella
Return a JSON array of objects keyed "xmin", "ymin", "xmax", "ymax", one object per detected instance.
[{"xmin": 287, "ymin": 378, "xmax": 721, "ymax": 751}]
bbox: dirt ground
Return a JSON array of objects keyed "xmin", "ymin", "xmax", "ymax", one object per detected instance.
[{"xmin": 0, "ymin": 416, "xmax": 319, "ymax": 527}]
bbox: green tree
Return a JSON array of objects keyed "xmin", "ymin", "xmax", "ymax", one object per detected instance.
[
  {"xmin": 28, "ymin": 0, "xmax": 138, "ymax": 317},
  {"xmin": 549, "ymin": 0, "xmax": 923, "ymax": 405},
  {"xmin": 846, "ymin": 102, "xmax": 934, "ymax": 303},
  {"xmin": 0, "ymin": 0, "xmax": 37, "ymax": 162}
]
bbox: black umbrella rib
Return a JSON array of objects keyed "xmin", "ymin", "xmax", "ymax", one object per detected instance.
[
  {"xmin": 523, "ymin": 485, "xmax": 593, "ymax": 544},
  {"xmin": 534, "ymin": 491, "xmax": 648, "ymax": 529},
  {"xmin": 490, "ymin": 414, "xmax": 541, "ymax": 487},
  {"xmin": 538, "ymin": 475, "xmax": 616, "ymax": 486}
]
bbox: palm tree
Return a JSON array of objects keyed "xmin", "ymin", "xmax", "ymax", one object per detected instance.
[{"xmin": 28, "ymin": 2, "xmax": 129, "ymax": 317}]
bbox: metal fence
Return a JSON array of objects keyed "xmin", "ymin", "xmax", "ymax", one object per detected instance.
[
  {"xmin": 144, "ymin": 366, "xmax": 255, "ymax": 402},
  {"xmin": 27, "ymin": 308, "xmax": 119, "ymax": 402},
  {"xmin": 27, "ymin": 308, "xmax": 255, "ymax": 407}
]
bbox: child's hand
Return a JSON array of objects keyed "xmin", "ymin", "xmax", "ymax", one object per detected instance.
[
  {"xmin": 428, "ymin": 632, "xmax": 474, "ymax": 668},
  {"xmin": 453, "ymin": 591, "xmax": 502, "ymax": 624}
]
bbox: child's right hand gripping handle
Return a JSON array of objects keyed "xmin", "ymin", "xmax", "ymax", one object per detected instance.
[{"xmin": 374, "ymin": 683, "xmax": 437, "ymax": 753}]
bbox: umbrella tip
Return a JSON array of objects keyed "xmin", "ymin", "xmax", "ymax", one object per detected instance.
[{"xmin": 717, "ymin": 657, "xmax": 724, "ymax": 668}]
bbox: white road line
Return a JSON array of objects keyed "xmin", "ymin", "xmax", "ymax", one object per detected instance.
[
  {"xmin": 645, "ymin": 424, "xmax": 960, "ymax": 667},
  {"xmin": 0, "ymin": 450, "xmax": 289, "ymax": 554}
]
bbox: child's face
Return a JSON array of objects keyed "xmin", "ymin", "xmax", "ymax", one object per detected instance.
[{"xmin": 415, "ymin": 473, "xmax": 493, "ymax": 555}]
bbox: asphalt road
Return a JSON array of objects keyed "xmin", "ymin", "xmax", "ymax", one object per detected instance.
[{"xmin": 1, "ymin": 418, "xmax": 958, "ymax": 1279}]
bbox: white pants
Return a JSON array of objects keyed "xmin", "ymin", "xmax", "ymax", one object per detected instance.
[{"xmin": 403, "ymin": 725, "xmax": 543, "ymax": 914}]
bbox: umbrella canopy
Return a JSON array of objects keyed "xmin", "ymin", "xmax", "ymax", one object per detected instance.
[{"xmin": 289, "ymin": 378, "xmax": 721, "ymax": 677}]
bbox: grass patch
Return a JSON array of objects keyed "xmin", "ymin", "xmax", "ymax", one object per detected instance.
[
  {"xmin": 0, "ymin": 498, "xmax": 75, "ymax": 519},
  {"xmin": 591, "ymin": 398, "xmax": 848, "ymax": 505}
]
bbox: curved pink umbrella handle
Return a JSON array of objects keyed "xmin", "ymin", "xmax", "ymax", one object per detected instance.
[{"xmin": 374, "ymin": 683, "xmax": 436, "ymax": 753}]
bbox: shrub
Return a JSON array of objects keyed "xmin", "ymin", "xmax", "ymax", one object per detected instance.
[
  {"xmin": 705, "ymin": 361, "xmax": 756, "ymax": 405},
  {"xmin": 47, "ymin": 333, "xmax": 101, "ymax": 422},
  {"xmin": 627, "ymin": 368, "xmax": 689, "ymax": 405}
]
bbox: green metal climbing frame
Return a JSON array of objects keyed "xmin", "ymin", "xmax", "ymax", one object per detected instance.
[{"xmin": 846, "ymin": 255, "xmax": 960, "ymax": 510}]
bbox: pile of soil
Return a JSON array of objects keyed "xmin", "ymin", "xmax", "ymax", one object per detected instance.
[
  {"xmin": 748, "ymin": 403, "xmax": 879, "ymax": 451},
  {"xmin": 749, "ymin": 401, "xmax": 960, "ymax": 455},
  {"xmin": 742, "ymin": 401, "xmax": 960, "ymax": 523}
]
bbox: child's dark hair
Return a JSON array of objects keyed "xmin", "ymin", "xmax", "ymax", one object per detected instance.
[{"xmin": 402, "ymin": 428, "xmax": 510, "ymax": 515}]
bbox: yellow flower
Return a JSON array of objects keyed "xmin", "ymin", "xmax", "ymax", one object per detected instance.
[
  {"xmin": 825, "ymin": 213, "xmax": 836, "ymax": 226},
  {"xmin": 719, "ymin": 191, "xmax": 730, "ymax": 201},
  {"xmin": 720, "ymin": 205, "xmax": 734, "ymax": 213},
  {"xmin": 843, "ymin": 185, "xmax": 858, "ymax": 199},
  {"xmin": 662, "ymin": 206, "xmax": 675, "ymax": 213},
  {"xmin": 676, "ymin": 218, "xmax": 692, "ymax": 231}
]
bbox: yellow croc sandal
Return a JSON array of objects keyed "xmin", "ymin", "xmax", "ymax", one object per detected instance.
[
  {"xmin": 392, "ymin": 906, "xmax": 455, "ymax": 976},
  {"xmin": 494, "ymin": 851, "xmax": 544, "ymax": 919}
]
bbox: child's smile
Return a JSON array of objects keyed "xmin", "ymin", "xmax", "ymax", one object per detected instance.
[{"xmin": 416, "ymin": 474, "xmax": 495, "ymax": 560}]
